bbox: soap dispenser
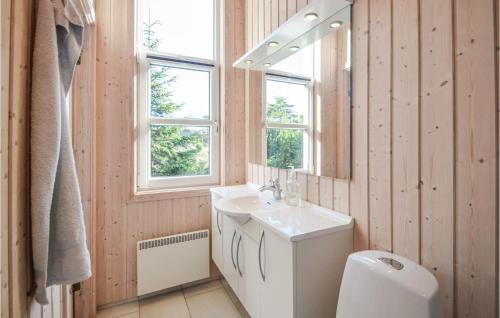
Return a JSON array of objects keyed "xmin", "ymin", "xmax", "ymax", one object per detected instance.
[{"xmin": 285, "ymin": 167, "xmax": 300, "ymax": 206}]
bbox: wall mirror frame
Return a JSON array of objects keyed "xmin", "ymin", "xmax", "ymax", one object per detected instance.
[{"xmin": 240, "ymin": 0, "xmax": 352, "ymax": 180}]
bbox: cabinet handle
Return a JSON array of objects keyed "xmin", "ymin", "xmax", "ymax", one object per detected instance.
[
  {"xmin": 236, "ymin": 235, "xmax": 242, "ymax": 277},
  {"xmin": 258, "ymin": 231, "xmax": 265, "ymax": 282},
  {"xmin": 231, "ymin": 230, "xmax": 237, "ymax": 270},
  {"xmin": 216, "ymin": 211, "xmax": 221, "ymax": 234}
]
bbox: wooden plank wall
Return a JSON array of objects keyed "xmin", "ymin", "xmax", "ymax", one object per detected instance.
[
  {"xmin": 84, "ymin": 0, "xmax": 246, "ymax": 308},
  {"xmin": 72, "ymin": 22, "xmax": 97, "ymax": 318},
  {"xmin": 0, "ymin": 0, "xmax": 11, "ymax": 315},
  {"xmin": 246, "ymin": 0, "xmax": 499, "ymax": 317},
  {"xmin": 9, "ymin": 0, "xmax": 33, "ymax": 315},
  {"xmin": 319, "ymin": 27, "xmax": 349, "ymax": 179}
]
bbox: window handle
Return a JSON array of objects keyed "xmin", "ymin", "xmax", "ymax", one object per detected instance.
[{"xmin": 214, "ymin": 120, "xmax": 219, "ymax": 134}]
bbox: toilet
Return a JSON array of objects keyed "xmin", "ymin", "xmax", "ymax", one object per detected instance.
[{"xmin": 336, "ymin": 250, "xmax": 443, "ymax": 318}]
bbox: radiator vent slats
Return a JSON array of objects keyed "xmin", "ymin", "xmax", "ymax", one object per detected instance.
[{"xmin": 139, "ymin": 230, "xmax": 209, "ymax": 250}]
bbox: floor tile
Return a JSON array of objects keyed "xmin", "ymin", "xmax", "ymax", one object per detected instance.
[
  {"xmin": 183, "ymin": 279, "xmax": 222, "ymax": 298},
  {"xmin": 221, "ymin": 279, "xmax": 239, "ymax": 304},
  {"xmin": 96, "ymin": 301, "xmax": 139, "ymax": 318},
  {"xmin": 186, "ymin": 288, "xmax": 241, "ymax": 318},
  {"xmin": 140, "ymin": 291, "xmax": 191, "ymax": 318}
]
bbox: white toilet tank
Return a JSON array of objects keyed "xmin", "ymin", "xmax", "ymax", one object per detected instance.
[{"xmin": 336, "ymin": 250, "xmax": 443, "ymax": 318}]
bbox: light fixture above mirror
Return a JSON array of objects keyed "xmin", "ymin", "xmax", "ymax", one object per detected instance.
[{"xmin": 233, "ymin": 0, "xmax": 352, "ymax": 71}]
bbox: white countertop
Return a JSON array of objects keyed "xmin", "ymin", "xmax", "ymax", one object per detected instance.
[{"xmin": 211, "ymin": 183, "xmax": 353, "ymax": 242}]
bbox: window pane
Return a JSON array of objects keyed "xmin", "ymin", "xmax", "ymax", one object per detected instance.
[
  {"xmin": 150, "ymin": 64, "xmax": 210, "ymax": 119},
  {"xmin": 141, "ymin": 0, "xmax": 214, "ymax": 59},
  {"xmin": 266, "ymin": 128, "xmax": 305, "ymax": 169},
  {"xmin": 266, "ymin": 80, "xmax": 309, "ymax": 124},
  {"xmin": 150, "ymin": 125, "xmax": 210, "ymax": 177}
]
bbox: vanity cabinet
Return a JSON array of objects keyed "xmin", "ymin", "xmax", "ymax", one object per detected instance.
[{"xmin": 210, "ymin": 186, "xmax": 353, "ymax": 318}]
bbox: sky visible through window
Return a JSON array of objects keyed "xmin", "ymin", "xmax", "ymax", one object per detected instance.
[
  {"xmin": 142, "ymin": 0, "xmax": 214, "ymax": 120},
  {"xmin": 141, "ymin": 0, "xmax": 214, "ymax": 59},
  {"xmin": 151, "ymin": 65, "xmax": 211, "ymax": 119},
  {"xmin": 266, "ymin": 79, "xmax": 309, "ymax": 124}
]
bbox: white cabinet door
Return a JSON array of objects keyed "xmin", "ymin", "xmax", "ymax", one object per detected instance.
[
  {"xmin": 211, "ymin": 207, "xmax": 223, "ymax": 271},
  {"xmin": 259, "ymin": 228, "xmax": 294, "ymax": 318},
  {"xmin": 211, "ymin": 193, "xmax": 224, "ymax": 271},
  {"xmin": 237, "ymin": 232, "xmax": 260, "ymax": 318},
  {"xmin": 222, "ymin": 215, "xmax": 239, "ymax": 293}
]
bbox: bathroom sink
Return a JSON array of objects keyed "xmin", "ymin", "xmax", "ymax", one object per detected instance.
[
  {"xmin": 252, "ymin": 204, "xmax": 353, "ymax": 241},
  {"xmin": 214, "ymin": 194, "xmax": 283, "ymax": 224}
]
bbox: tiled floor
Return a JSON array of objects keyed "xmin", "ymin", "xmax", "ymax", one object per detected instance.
[{"xmin": 97, "ymin": 279, "xmax": 250, "ymax": 318}]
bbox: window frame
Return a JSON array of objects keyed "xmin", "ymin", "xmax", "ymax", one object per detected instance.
[
  {"xmin": 136, "ymin": 0, "xmax": 220, "ymax": 190},
  {"xmin": 262, "ymin": 72, "xmax": 314, "ymax": 172}
]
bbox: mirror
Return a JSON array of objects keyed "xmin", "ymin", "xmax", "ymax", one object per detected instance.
[{"xmin": 247, "ymin": 5, "xmax": 351, "ymax": 180}]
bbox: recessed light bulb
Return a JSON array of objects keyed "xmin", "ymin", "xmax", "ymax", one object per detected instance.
[
  {"xmin": 304, "ymin": 12, "xmax": 319, "ymax": 21},
  {"xmin": 263, "ymin": 63, "xmax": 271, "ymax": 67},
  {"xmin": 330, "ymin": 21, "xmax": 342, "ymax": 28},
  {"xmin": 267, "ymin": 41, "xmax": 279, "ymax": 47},
  {"xmin": 245, "ymin": 59, "xmax": 253, "ymax": 64},
  {"xmin": 290, "ymin": 46, "xmax": 300, "ymax": 52}
]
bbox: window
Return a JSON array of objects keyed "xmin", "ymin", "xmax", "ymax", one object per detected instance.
[
  {"xmin": 264, "ymin": 74, "xmax": 312, "ymax": 170},
  {"xmin": 263, "ymin": 47, "xmax": 313, "ymax": 171},
  {"xmin": 137, "ymin": 0, "xmax": 219, "ymax": 189}
]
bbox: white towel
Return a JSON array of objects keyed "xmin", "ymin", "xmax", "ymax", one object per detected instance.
[{"xmin": 31, "ymin": 0, "xmax": 91, "ymax": 305}]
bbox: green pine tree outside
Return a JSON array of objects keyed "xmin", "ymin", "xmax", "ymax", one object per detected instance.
[{"xmin": 266, "ymin": 96, "xmax": 304, "ymax": 169}]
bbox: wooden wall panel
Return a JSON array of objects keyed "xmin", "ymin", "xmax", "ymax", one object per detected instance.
[
  {"xmin": 271, "ymin": 0, "xmax": 279, "ymax": 31},
  {"xmin": 246, "ymin": 0, "xmax": 253, "ymax": 50},
  {"xmin": 334, "ymin": 26, "xmax": 349, "ymax": 180},
  {"xmin": 222, "ymin": 0, "xmax": 247, "ymax": 185},
  {"xmin": 9, "ymin": 0, "xmax": 32, "ymax": 316},
  {"xmin": 320, "ymin": 31, "xmax": 338, "ymax": 178},
  {"xmin": 264, "ymin": 0, "xmax": 271, "ymax": 37},
  {"xmin": 287, "ymin": 0, "xmax": 296, "ymax": 19},
  {"xmin": 348, "ymin": 0, "xmax": 370, "ymax": 251},
  {"xmin": 454, "ymin": 0, "xmax": 497, "ymax": 316},
  {"xmin": 245, "ymin": 0, "xmax": 500, "ymax": 317},
  {"xmin": 72, "ymin": 23, "xmax": 97, "ymax": 318},
  {"xmin": 391, "ymin": 0, "xmax": 420, "ymax": 262},
  {"xmin": 0, "ymin": 0, "xmax": 11, "ymax": 315},
  {"xmin": 278, "ymin": 0, "xmax": 287, "ymax": 26},
  {"xmin": 297, "ymin": 0, "xmax": 307, "ymax": 11},
  {"xmin": 248, "ymin": 71, "xmax": 263, "ymax": 164},
  {"xmin": 368, "ymin": 0, "xmax": 392, "ymax": 252},
  {"xmin": 420, "ymin": 0, "xmax": 455, "ymax": 316}
]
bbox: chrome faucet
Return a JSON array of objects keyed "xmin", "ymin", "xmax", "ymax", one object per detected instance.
[{"xmin": 259, "ymin": 178, "xmax": 283, "ymax": 200}]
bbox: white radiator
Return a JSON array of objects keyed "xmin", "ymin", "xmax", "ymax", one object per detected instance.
[{"xmin": 137, "ymin": 229, "xmax": 210, "ymax": 296}]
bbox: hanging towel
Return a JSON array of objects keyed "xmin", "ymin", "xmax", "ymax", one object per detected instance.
[{"xmin": 31, "ymin": 0, "xmax": 91, "ymax": 305}]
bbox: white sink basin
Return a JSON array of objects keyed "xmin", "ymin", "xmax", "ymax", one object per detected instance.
[
  {"xmin": 252, "ymin": 204, "xmax": 353, "ymax": 241},
  {"xmin": 215, "ymin": 194, "xmax": 283, "ymax": 224}
]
